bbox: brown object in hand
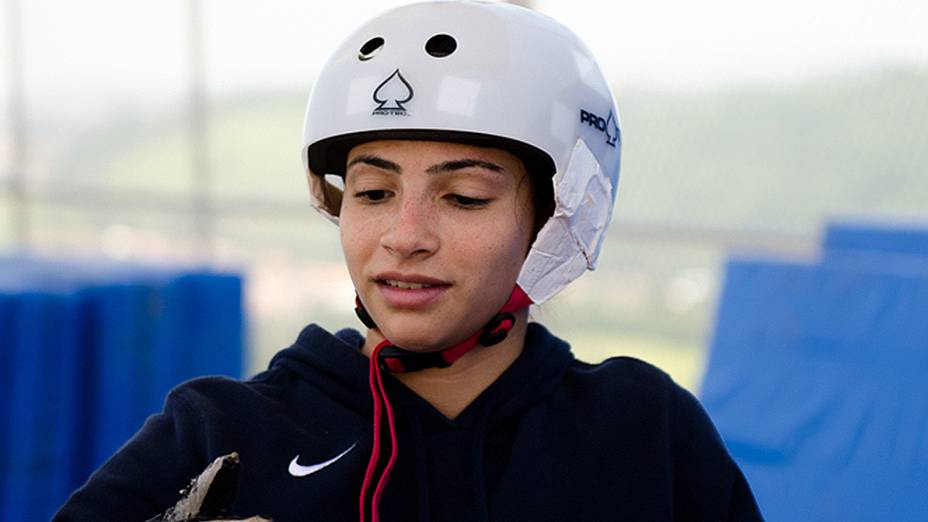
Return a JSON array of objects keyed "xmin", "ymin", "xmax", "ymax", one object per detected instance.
[{"xmin": 148, "ymin": 452, "xmax": 271, "ymax": 522}]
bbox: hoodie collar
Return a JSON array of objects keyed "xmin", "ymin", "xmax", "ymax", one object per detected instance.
[{"xmin": 269, "ymin": 322, "xmax": 574, "ymax": 426}]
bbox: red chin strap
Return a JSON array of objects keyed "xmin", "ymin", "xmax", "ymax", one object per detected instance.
[{"xmin": 357, "ymin": 285, "xmax": 533, "ymax": 522}]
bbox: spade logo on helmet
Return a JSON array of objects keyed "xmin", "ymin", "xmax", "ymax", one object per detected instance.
[
  {"xmin": 580, "ymin": 109, "xmax": 619, "ymax": 148},
  {"xmin": 605, "ymin": 110, "xmax": 619, "ymax": 147},
  {"xmin": 372, "ymin": 69, "xmax": 414, "ymax": 116}
]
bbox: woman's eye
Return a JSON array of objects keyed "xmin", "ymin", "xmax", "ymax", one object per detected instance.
[
  {"xmin": 448, "ymin": 194, "xmax": 490, "ymax": 208},
  {"xmin": 354, "ymin": 189, "xmax": 390, "ymax": 202}
]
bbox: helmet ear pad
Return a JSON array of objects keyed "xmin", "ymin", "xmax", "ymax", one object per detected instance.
[{"xmin": 307, "ymin": 129, "xmax": 556, "ymax": 224}]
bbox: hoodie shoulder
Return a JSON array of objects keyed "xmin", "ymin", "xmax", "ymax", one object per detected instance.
[
  {"xmin": 565, "ymin": 354, "xmax": 676, "ymax": 404},
  {"xmin": 169, "ymin": 374, "xmax": 290, "ymax": 418},
  {"xmin": 557, "ymin": 354, "xmax": 763, "ymax": 519},
  {"xmin": 164, "ymin": 324, "xmax": 370, "ymax": 424}
]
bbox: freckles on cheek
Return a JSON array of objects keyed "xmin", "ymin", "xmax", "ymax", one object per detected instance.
[
  {"xmin": 339, "ymin": 222, "xmax": 368, "ymax": 269},
  {"xmin": 481, "ymin": 235, "xmax": 528, "ymax": 277}
]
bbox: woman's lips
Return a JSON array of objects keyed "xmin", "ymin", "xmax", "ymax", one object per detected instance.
[{"xmin": 374, "ymin": 273, "xmax": 451, "ymax": 309}]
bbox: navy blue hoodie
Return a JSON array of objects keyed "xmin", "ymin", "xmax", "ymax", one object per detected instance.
[{"xmin": 56, "ymin": 323, "xmax": 762, "ymax": 521}]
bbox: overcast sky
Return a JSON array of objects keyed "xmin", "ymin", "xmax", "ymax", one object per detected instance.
[{"xmin": 2, "ymin": 0, "xmax": 927, "ymax": 110}]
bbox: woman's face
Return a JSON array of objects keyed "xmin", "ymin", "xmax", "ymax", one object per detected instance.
[{"xmin": 340, "ymin": 139, "xmax": 535, "ymax": 351}]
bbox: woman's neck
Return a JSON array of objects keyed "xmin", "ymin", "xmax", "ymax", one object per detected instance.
[{"xmin": 361, "ymin": 309, "xmax": 529, "ymax": 420}]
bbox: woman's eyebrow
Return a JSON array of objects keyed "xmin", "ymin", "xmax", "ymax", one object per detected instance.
[
  {"xmin": 425, "ymin": 159, "xmax": 504, "ymax": 175},
  {"xmin": 346, "ymin": 155, "xmax": 505, "ymax": 175},
  {"xmin": 347, "ymin": 154, "xmax": 401, "ymax": 173}
]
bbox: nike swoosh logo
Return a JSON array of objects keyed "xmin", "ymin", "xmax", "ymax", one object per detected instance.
[{"xmin": 288, "ymin": 441, "xmax": 358, "ymax": 478}]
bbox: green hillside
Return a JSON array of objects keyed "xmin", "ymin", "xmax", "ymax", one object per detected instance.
[
  {"xmin": 617, "ymin": 67, "xmax": 928, "ymax": 232},
  {"xmin": 60, "ymin": 66, "xmax": 928, "ymax": 235}
]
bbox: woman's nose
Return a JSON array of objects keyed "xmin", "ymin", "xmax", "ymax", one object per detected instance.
[{"xmin": 379, "ymin": 197, "xmax": 439, "ymax": 258}]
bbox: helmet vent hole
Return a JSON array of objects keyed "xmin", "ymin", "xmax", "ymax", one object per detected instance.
[
  {"xmin": 425, "ymin": 34, "xmax": 456, "ymax": 58},
  {"xmin": 358, "ymin": 37, "xmax": 384, "ymax": 61}
]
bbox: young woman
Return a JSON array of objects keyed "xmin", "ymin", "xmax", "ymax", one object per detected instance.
[{"xmin": 57, "ymin": 2, "xmax": 762, "ymax": 520}]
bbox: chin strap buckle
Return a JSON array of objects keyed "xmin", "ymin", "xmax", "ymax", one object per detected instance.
[
  {"xmin": 478, "ymin": 312, "xmax": 516, "ymax": 346},
  {"xmin": 377, "ymin": 345, "xmax": 451, "ymax": 373}
]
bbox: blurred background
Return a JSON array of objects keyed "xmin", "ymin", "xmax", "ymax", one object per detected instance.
[
  {"xmin": 3, "ymin": 0, "xmax": 923, "ymax": 387},
  {"xmin": 1, "ymin": 0, "xmax": 927, "ymax": 519}
]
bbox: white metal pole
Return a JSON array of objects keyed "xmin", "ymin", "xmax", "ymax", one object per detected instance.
[
  {"xmin": 7, "ymin": 0, "xmax": 29, "ymax": 248},
  {"xmin": 188, "ymin": 0, "xmax": 212, "ymax": 262}
]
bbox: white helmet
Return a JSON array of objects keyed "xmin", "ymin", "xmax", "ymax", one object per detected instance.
[{"xmin": 303, "ymin": 0, "xmax": 621, "ymax": 305}]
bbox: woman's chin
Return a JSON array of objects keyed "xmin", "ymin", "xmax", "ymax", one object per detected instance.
[
  {"xmin": 367, "ymin": 302, "xmax": 499, "ymax": 351},
  {"xmin": 375, "ymin": 320, "xmax": 468, "ymax": 352},
  {"xmin": 376, "ymin": 332, "xmax": 449, "ymax": 352}
]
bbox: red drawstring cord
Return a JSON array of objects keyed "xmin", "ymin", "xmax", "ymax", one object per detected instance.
[
  {"xmin": 360, "ymin": 340, "xmax": 398, "ymax": 522},
  {"xmin": 358, "ymin": 285, "xmax": 534, "ymax": 520}
]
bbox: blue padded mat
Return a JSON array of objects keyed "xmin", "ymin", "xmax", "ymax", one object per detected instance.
[
  {"xmin": 0, "ymin": 291, "xmax": 87, "ymax": 521},
  {"xmin": 824, "ymin": 221, "xmax": 928, "ymax": 258},
  {"xmin": 0, "ymin": 256, "xmax": 243, "ymax": 519},
  {"xmin": 701, "ymin": 257, "xmax": 928, "ymax": 521},
  {"xmin": 85, "ymin": 282, "xmax": 161, "ymax": 467}
]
